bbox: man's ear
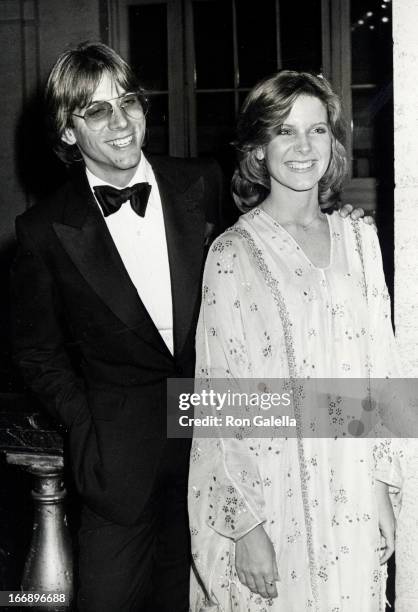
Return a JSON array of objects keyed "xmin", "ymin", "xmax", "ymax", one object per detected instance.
[{"xmin": 61, "ymin": 128, "xmax": 77, "ymax": 146}]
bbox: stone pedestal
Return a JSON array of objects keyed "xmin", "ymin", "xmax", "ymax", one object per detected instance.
[
  {"xmin": 0, "ymin": 394, "xmax": 72, "ymax": 609},
  {"xmin": 5, "ymin": 453, "xmax": 73, "ymax": 610}
]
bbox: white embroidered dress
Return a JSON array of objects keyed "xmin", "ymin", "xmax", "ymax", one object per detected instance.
[{"xmin": 189, "ymin": 209, "xmax": 398, "ymax": 612}]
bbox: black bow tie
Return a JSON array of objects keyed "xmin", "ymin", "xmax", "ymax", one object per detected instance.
[{"xmin": 93, "ymin": 182, "xmax": 152, "ymax": 218}]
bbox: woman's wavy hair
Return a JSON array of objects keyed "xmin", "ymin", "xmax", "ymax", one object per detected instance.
[
  {"xmin": 44, "ymin": 41, "xmax": 148, "ymax": 164},
  {"xmin": 231, "ymin": 70, "xmax": 347, "ymax": 211}
]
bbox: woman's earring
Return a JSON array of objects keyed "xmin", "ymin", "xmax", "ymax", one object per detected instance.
[{"xmin": 255, "ymin": 148, "xmax": 264, "ymax": 161}]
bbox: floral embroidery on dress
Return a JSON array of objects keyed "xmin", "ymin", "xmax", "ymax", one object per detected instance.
[
  {"xmin": 190, "ymin": 213, "xmax": 394, "ymax": 612},
  {"xmin": 262, "ymin": 332, "xmax": 272, "ymax": 358},
  {"xmin": 228, "ymin": 337, "xmax": 249, "ymax": 368},
  {"xmin": 203, "ymin": 285, "xmax": 217, "ymax": 306}
]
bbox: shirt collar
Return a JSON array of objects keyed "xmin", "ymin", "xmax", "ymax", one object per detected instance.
[{"xmin": 86, "ymin": 152, "xmax": 152, "ymax": 191}]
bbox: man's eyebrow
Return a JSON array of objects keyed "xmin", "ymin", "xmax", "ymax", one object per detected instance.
[
  {"xmin": 88, "ymin": 97, "xmax": 107, "ymax": 104},
  {"xmin": 88, "ymin": 92, "xmax": 126, "ymax": 105}
]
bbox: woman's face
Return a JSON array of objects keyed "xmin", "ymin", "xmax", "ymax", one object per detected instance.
[{"xmin": 260, "ymin": 94, "xmax": 332, "ymax": 195}]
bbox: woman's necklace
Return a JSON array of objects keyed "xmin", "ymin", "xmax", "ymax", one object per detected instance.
[
  {"xmin": 280, "ymin": 211, "xmax": 325, "ymax": 232},
  {"xmin": 260, "ymin": 199, "xmax": 325, "ymax": 231},
  {"xmin": 298, "ymin": 213, "xmax": 325, "ymax": 231}
]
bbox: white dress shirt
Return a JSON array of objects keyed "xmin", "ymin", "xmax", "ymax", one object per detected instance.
[{"xmin": 86, "ymin": 154, "xmax": 174, "ymax": 354}]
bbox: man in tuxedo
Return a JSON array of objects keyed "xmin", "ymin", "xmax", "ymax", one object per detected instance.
[{"xmin": 11, "ymin": 42, "xmax": 222, "ymax": 612}]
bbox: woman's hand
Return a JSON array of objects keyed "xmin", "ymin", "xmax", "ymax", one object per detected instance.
[
  {"xmin": 375, "ymin": 479, "xmax": 395, "ymax": 564},
  {"xmin": 235, "ymin": 524, "xmax": 279, "ymax": 599}
]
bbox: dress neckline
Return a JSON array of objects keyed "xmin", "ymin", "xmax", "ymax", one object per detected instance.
[{"xmin": 256, "ymin": 207, "xmax": 334, "ymax": 271}]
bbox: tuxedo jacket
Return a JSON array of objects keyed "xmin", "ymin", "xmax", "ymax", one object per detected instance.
[{"xmin": 11, "ymin": 155, "xmax": 223, "ymax": 525}]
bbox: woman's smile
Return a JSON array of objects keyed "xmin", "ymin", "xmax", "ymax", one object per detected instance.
[{"xmin": 285, "ymin": 160, "xmax": 317, "ymax": 172}]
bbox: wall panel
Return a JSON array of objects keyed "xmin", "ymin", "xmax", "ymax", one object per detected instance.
[{"xmin": 0, "ymin": 0, "xmax": 38, "ymax": 245}]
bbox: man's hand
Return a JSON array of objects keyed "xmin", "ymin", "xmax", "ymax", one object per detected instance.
[
  {"xmin": 375, "ymin": 479, "xmax": 395, "ymax": 564},
  {"xmin": 339, "ymin": 203, "xmax": 376, "ymax": 227},
  {"xmin": 235, "ymin": 524, "xmax": 279, "ymax": 599}
]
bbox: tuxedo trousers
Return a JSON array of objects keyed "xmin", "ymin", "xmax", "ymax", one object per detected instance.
[{"xmin": 77, "ymin": 438, "xmax": 191, "ymax": 612}]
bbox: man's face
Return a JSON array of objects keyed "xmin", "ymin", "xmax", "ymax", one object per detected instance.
[{"xmin": 62, "ymin": 72, "xmax": 146, "ymax": 187}]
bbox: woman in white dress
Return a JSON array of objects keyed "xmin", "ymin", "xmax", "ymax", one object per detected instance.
[{"xmin": 188, "ymin": 71, "xmax": 397, "ymax": 612}]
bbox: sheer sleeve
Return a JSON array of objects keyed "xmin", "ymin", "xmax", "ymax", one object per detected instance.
[
  {"xmin": 361, "ymin": 223, "xmax": 401, "ymax": 378},
  {"xmin": 360, "ymin": 223, "xmax": 404, "ymax": 488},
  {"xmin": 190, "ymin": 233, "xmax": 267, "ymax": 541}
]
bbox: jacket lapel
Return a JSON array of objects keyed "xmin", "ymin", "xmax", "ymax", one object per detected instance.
[
  {"xmin": 152, "ymin": 160, "xmax": 205, "ymax": 358},
  {"xmin": 52, "ymin": 170, "xmax": 171, "ymax": 356}
]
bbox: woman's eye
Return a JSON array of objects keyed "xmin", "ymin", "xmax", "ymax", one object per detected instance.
[
  {"xmin": 313, "ymin": 127, "xmax": 328, "ymax": 134},
  {"xmin": 278, "ymin": 128, "xmax": 292, "ymax": 136}
]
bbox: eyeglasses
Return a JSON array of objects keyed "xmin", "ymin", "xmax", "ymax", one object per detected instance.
[{"xmin": 72, "ymin": 92, "xmax": 145, "ymax": 131}]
